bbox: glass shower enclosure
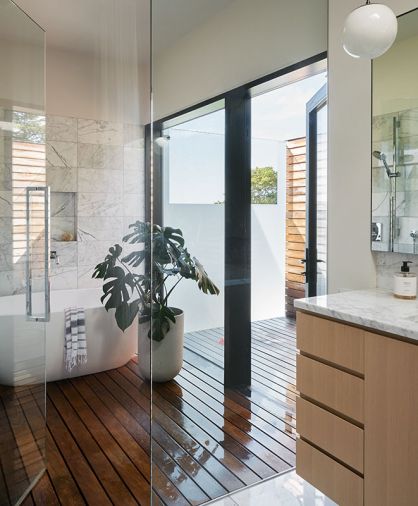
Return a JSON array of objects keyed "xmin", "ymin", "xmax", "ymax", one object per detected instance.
[{"xmin": 0, "ymin": 1, "xmax": 46, "ymax": 504}]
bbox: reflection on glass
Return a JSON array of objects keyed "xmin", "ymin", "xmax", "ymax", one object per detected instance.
[
  {"xmin": 0, "ymin": 1, "xmax": 46, "ymax": 504},
  {"xmin": 372, "ymin": 8, "xmax": 418, "ymax": 254}
]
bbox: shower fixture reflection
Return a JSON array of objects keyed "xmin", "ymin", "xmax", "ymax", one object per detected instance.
[
  {"xmin": 372, "ymin": 150, "xmax": 400, "ymax": 178},
  {"xmin": 372, "ymin": 147, "xmax": 401, "ymax": 252}
]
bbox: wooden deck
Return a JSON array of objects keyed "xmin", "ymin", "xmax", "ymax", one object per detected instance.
[{"xmin": 18, "ymin": 317, "xmax": 296, "ymax": 506}]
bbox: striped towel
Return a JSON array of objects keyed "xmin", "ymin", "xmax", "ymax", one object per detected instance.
[{"xmin": 64, "ymin": 307, "xmax": 87, "ymax": 372}]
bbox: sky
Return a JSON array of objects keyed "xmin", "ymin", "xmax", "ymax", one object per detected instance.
[{"xmin": 164, "ymin": 71, "xmax": 327, "ymax": 204}]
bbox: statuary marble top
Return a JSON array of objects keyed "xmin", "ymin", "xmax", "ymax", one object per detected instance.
[{"xmin": 295, "ymin": 289, "xmax": 418, "ymax": 342}]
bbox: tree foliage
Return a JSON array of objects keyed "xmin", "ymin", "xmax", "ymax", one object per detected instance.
[{"xmin": 251, "ymin": 166, "xmax": 278, "ymax": 204}]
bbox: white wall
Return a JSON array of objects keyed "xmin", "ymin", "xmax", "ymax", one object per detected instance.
[
  {"xmin": 46, "ymin": 47, "xmax": 150, "ymax": 124},
  {"xmin": 153, "ymin": 0, "xmax": 328, "ymax": 119},
  {"xmin": 327, "ymin": 0, "xmax": 418, "ymax": 294}
]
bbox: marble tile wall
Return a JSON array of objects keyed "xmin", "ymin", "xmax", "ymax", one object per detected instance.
[{"xmin": 46, "ymin": 115, "xmax": 145, "ymax": 291}]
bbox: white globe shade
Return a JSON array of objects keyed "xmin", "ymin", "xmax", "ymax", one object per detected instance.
[{"xmin": 343, "ymin": 3, "xmax": 398, "ymax": 59}]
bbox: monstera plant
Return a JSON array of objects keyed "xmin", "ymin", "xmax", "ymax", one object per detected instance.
[{"xmin": 93, "ymin": 221, "xmax": 220, "ymax": 342}]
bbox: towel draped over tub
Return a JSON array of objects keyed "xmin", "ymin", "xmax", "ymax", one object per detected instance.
[{"xmin": 64, "ymin": 307, "xmax": 87, "ymax": 372}]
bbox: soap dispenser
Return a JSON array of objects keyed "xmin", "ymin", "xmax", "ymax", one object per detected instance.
[{"xmin": 394, "ymin": 261, "xmax": 417, "ymax": 300}]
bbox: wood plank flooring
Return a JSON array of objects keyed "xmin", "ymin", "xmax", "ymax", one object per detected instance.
[{"xmin": 17, "ymin": 317, "xmax": 296, "ymax": 506}]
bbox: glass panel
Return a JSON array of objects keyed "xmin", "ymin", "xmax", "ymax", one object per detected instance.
[
  {"xmin": 150, "ymin": 104, "xmax": 225, "ymax": 503},
  {"xmin": 316, "ymin": 103, "xmax": 327, "ymax": 295},
  {"xmin": 0, "ymin": 1, "xmax": 46, "ymax": 504}
]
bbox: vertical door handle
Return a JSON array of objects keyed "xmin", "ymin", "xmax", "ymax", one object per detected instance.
[{"xmin": 26, "ymin": 186, "xmax": 50, "ymax": 322}]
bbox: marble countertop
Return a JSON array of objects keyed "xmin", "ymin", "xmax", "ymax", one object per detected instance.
[{"xmin": 294, "ymin": 289, "xmax": 418, "ymax": 342}]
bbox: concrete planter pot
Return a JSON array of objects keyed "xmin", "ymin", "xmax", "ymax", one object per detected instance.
[{"xmin": 138, "ymin": 309, "xmax": 184, "ymax": 383}]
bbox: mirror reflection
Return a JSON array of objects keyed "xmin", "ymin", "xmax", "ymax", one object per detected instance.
[{"xmin": 372, "ymin": 8, "xmax": 418, "ymax": 254}]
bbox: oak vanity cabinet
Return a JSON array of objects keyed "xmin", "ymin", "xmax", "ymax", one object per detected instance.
[{"xmin": 296, "ymin": 311, "xmax": 418, "ymax": 506}]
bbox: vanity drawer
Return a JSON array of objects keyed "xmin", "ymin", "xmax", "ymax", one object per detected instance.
[
  {"xmin": 297, "ymin": 354, "xmax": 364, "ymax": 423},
  {"xmin": 297, "ymin": 312, "xmax": 364, "ymax": 374},
  {"xmin": 296, "ymin": 397, "xmax": 364, "ymax": 473},
  {"xmin": 297, "ymin": 438, "xmax": 363, "ymax": 506}
]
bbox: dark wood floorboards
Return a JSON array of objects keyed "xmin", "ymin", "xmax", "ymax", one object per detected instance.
[{"xmin": 17, "ymin": 317, "xmax": 296, "ymax": 506}]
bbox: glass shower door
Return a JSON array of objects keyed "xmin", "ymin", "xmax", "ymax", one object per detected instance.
[{"xmin": 0, "ymin": 1, "xmax": 46, "ymax": 504}]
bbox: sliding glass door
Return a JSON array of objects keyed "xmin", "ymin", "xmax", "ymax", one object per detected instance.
[
  {"xmin": 0, "ymin": 1, "xmax": 46, "ymax": 504},
  {"xmin": 306, "ymin": 85, "xmax": 328, "ymax": 297}
]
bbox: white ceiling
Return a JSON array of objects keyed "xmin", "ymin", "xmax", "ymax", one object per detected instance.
[{"xmin": 11, "ymin": 0, "xmax": 234, "ymax": 61}]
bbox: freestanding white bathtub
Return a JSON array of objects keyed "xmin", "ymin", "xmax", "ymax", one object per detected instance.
[{"xmin": 0, "ymin": 288, "xmax": 138, "ymax": 386}]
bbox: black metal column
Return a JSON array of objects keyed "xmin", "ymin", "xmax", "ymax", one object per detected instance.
[{"xmin": 224, "ymin": 87, "xmax": 251, "ymax": 388}]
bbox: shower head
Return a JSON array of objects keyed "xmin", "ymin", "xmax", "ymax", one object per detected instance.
[
  {"xmin": 373, "ymin": 150, "xmax": 385, "ymax": 161},
  {"xmin": 373, "ymin": 150, "xmax": 391, "ymax": 178}
]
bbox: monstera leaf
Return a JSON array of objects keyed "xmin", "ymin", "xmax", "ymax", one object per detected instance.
[
  {"xmin": 92, "ymin": 244, "xmax": 123, "ymax": 279},
  {"xmin": 115, "ymin": 300, "xmax": 140, "ymax": 331},
  {"xmin": 193, "ymin": 257, "xmax": 220, "ymax": 295},
  {"xmin": 100, "ymin": 266, "xmax": 130, "ymax": 311},
  {"xmin": 123, "ymin": 221, "xmax": 150, "ymax": 244},
  {"xmin": 153, "ymin": 225, "xmax": 185, "ymax": 264},
  {"xmin": 122, "ymin": 249, "xmax": 147, "ymax": 268},
  {"xmin": 94, "ymin": 221, "xmax": 220, "ymax": 340}
]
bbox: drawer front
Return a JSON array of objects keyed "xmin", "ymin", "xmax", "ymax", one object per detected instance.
[
  {"xmin": 297, "ymin": 438, "xmax": 363, "ymax": 506},
  {"xmin": 297, "ymin": 397, "xmax": 364, "ymax": 473},
  {"xmin": 297, "ymin": 354, "xmax": 364, "ymax": 423},
  {"xmin": 297, "ymin": 312, "xmax": 364, "ymax": 374}
]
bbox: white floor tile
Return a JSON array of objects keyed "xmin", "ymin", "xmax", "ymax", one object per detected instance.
[{"xmin": 208, "ymin": 471, "xmax": 336, "ymax": 506}]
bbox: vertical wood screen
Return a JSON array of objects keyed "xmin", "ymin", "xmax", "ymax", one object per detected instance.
[{"xmin": 285, "ymin": 137, "xmax": 306, "ymax": 317}]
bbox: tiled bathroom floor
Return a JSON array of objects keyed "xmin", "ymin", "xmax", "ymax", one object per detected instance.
[{"xmin": 207, "ymin": 470, "xmax": 336, "ymax": 506}]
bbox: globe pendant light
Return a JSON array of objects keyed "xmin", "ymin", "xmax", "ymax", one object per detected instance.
[{"xmin": 343, "ymin": 1, "xmax": 398, "ymax": 59}]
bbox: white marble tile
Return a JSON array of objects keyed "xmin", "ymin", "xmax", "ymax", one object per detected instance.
[
  {"xmin": 123, "ymin": 124, "xmax": 144, "ymax": 148},
  {"xmin": 373, "ymin": 113, "xmax": 394, "ymax": 142},
  {"xmin": 0, "ymin": 217, "xmax": 11, "ymax": 244},
  {"xmin": 124, "ymin": 169, "xmax": 144, "ymax": 194},
  {"xmin": 78, "ymin": 192, "xmax": 123, "ymax": 217},
  {"xmin": 78, "ymin": 216, "xmax": 123, "ymax": 242},
  {"xmin": 208, "ymin": 471, "xmax": 335, "ymax": 506},
  {"xmin": 123, "ymin": 193, "xmax": 144, "ymax": 218},
  {"xmin": 51, "ymin": 192, "xmax": 75, "ymax": 218},
  {"xmin": 50, "ymin": 241, "xmax": 77, "ymax": 268},
  {"xmin": 78, "ymin": 143, "xmax": 123, "ymax": 170},
  {"xmin": 398, "ymin": 217, "xmax": 418, "ymax": 246},
  {"xmin": 295, "ymin": 288, "xmax": 418, "ymax": 342},
  {"xmin": 0, "ymin": 270, "xmax": 25, "ymax": 296},
  {"xmin": 46, "ymin": 115, "xmax": 77, "ymax": 142},
  {"xmin": 78, "ymin": 119, "xmax": 123, "ymax": 146},
  {"xmin": 0, "ymin": 191, "xmax": 12, "ymax": 217},
  {"xmin": 78, "ymin": 240, "xmax": 115, "ymax": 267},
  {"xmin": 124, "ymin": 147, "xmax": 144, "ymax": 171},
  {"xmin": 399, "ymin": 109, "xmax": 418, "ymax": 138},
  {"xmin": 77, "ymin": 266, "xmax": 102, "ymax": 289},
  {"xmin": 46, "ymin": 141, "xmax": 77, "ymax": 168},
  {"xmin": 78, "ymin": 168, "xmax": 123, "ymax": 194},
  {"xmin": 47, "ymin": 167, "xmax": 77, "ymax": 193},
  {"xmin": 0, "ymin": 241, "xmax": 12, "ymax": 272},
  {"xmin": 50, "ymin": 266, "xmax": 78, "ymax": 290}
]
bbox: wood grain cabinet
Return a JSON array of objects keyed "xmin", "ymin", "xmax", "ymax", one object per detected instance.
[{"xmin": 296, "ymin": 311, "xmax": 418, "ymax": 506}]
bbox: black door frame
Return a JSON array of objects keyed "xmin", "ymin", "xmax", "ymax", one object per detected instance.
[
  {"xmin": 305, "ymin": 84, "xmax": 327, "ymax": 298},
  {"xmin": 147, "ymin": 51, "xmax": 327, "ymax": 387}
]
